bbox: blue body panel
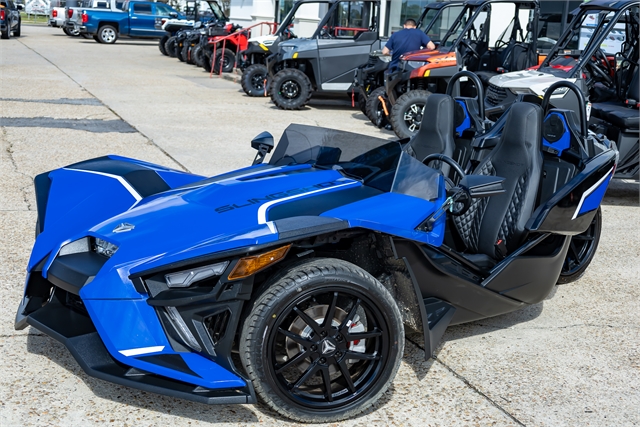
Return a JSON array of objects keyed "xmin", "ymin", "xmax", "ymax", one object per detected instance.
[
  {"xmin": 83, "ymin": 2, "xmax": 184, "ymax": 37},
  {"xmin": 542, "ymin": 112, "xmax": 571, "ymax": 155},
  {"xmin": 455, "ymin": 100, "xmax": 472, "ymax": 135}
]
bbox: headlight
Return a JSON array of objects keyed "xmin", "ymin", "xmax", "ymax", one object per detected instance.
[
  {"xmin": 262, "ymin": 40, "xmax": 274, "ymax": 47},
  {"xmin": 542, "ymin": 86, "xmax": 570, "ymax": 96},
  {"xmin": 164, "ymin": 261, "xmax": 229, "ymax": 288},
  {"xmin": 94, "ymin": 238, "xmax": 118, "ymax": 258},
  {"xmin": 405, "ymin": 61, "xmax": 427, "ymax": 69},
  {"xmin": 281, "ymin": 46, "xmax": 295, "ymax": 52},
  {"xmin": 509, "ymin": 88, "xmax": 534, "ymax": 95}
]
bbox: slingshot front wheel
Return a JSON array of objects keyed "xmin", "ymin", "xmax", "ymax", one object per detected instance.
[
  {"xmin": 240, "ymin": 258, "xmax": 404, "ymax": 423},
  {"xmin": 557, "ymin": 207, "xmax": 602, "ymax": 284}
]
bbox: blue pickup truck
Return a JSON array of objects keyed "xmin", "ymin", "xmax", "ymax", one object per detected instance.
[{"xmin": 81, "ymin": 0, "xmax": 184, "ymax": 44}]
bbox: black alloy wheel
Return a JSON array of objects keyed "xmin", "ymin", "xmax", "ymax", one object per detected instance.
[
  {"xmin": 241, "ymin": 64, "xmax": 269, "ymax": 97},
  {"xmin": 390, "ymin": 89, "xmax": 431, "ymax": 139},
  {"xmin": 270, "ymin": 68, "xmax": 313, "ymax": 110},
  {"xmin": 557, "ymin": 207, "xmax": 602, "ymax": 284},
  {"xmin": 240, "ymin": 258, "xmax": 403, "ymax": 422}
]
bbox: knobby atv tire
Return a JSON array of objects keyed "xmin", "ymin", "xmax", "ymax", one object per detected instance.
[
  {"xmin": 177, "ymin": 43, "xmax": 187, "ymax": 62},
  {"xmin": 180, "ymin": 44, "xmax": 190, "ymax": 63},
  {"xmin": 191, "ymin": 45, "xmax": 202, "ymax": 66},
  {"xmin": 557, "ymin": 207, "xmax": 602, "ymax": 284},
  {"xmin": 366, "ymin": 86, "xmax": 390, "ymax": 129},
  {"xmin": 270, "ymin": 68, "xmax": 313, "ymax": 110},
  {"xmin": 357, "ymin": 93, "xmax": 367, "ymax": 114},
  {"xmin": 240, "ymin": 258, "xmax": 404, "ymax": 423},
  {"xmin": 159, "ymin": 35, "xmax": 169, "ymax": 56},
  {"xmin": 390, "ymin": 89, "xmax": 432, "ymax": 139},
  {"xmin": 98, "ymin": 24, "xmax": 118, "ymax": 44},
  {"xmin": 165, "ymin": 36, "xmax": 178, "ymax": 57},
  {"xmin": 241, "ymin": 64, "xmax": 270, "ymax": 97},
  {"xmin": 213, "ymin": 48, "xmax": 235, "ymax": 73},
  {"xmin": 202, "ymin": 50, "xmax": 212, "ymax": 72}
]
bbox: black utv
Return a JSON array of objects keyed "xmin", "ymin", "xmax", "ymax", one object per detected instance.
[{"xmin": 266, "ymin": 0, "xmax": 383, "ymax": 110}]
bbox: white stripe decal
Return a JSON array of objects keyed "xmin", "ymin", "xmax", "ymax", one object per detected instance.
[
  {"xmin": 257, "ymin": 181, "xmax": 360, "ymax": 225},
  {"xmin": 572, "ymin": 167, "xmax": 613, "ymax": 220},
  {"xmin": 64, "ymin": 168, "xmax": 142, "ymax": 202},
  {"xmin": 118, "ymin": 346, "xmax": 165, "ymax": 357}
]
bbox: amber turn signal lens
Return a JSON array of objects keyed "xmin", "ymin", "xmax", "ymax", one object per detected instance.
[{"xmin": 228, "ymin": 244, "xmax": 291, "ymax": 280}]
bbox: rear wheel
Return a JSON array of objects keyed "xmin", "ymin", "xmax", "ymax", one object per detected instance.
[
  {"xmin": 557, "ymin": 207, "xmax": 602, "ymax": 284},
  {"xmin": 366, "ymin": 86, "xmax": 390, "ymax": 129},
  {"xmin": 241, "ymin": 64, "xmax": 269, "ymax": 97},
  {"xmin": 270, "ymin": 68, "xmax": 313, "ymax": 110},
  {"xmin": 193, "ymin": 45, "xmax": 204, "ymax": 67},
  {"xmin": 240, "ymin": 258, "xmax": 404, "ymax": 423},
  {"xmin": 390, "ymin": 89, "xmax": 431, "ymax": 139},
  {"xmin": 180, "ymin": 44, "xmax": 190, "ymax": 62},
  {"xmin": 63, "ymin": 27, "xmax": 79, "ymax": 36},
  {"xmin": 213, "ymin": 48, "xmax": 235, "ymax": 73},
  {"xmin": 159, "ymin": 35, "xmax": 169, "ymax": 55},
  {"xmin": 98, "ymin": 25, "xmax": 117, "ymax": 44}
]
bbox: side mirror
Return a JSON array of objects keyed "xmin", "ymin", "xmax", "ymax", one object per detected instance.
[
  {"xmin": 251, "ymin": 131, "xmax": 274, "ymax": 165},
  {"xmin": 169, "ymin": 11, "xmax": 178, "ymax": 18},
  {"xmin": 459, "ymin": 175, "xmax": 505, "ymax": 198},
  {"xmin": 17, "ymin": 4, "xmax": 24, "ymax": 10}
]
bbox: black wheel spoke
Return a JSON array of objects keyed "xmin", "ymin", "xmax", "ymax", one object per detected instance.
[
  {"xmin": 345, "ymin": 350, "xmax": 379, "ymax": 361},
  {"xmin": 339, "ymin": 298, "xmax": 361, "ymax": 331},
  {"xmin": 346, "ymin": 328, "xmax": 382, "ymax": 340},
  {"xmin": 293, "ymin": 307, "xmax": 324, "ymax": 336},
  {"xmin": 573, "ymin": 234, "xmax": 594, "ymax": 241},
  {"xmin": 278, "ymin": 327, "xmax": 314, "ymax": 347},
  {"xmin": 275, "ymin": 349, "xmax": 310, "ymax": 374},
  {"xmin": 323, "ymin": 292, "xmax": 338, "ymax": 328},
  {"xmin": 292, "ymin": 362, "xmax": 321, "ymax": 391},
  {"xmin": 337, "ymin": 359, "xmax": 356, "ymax": 393},
  {"xmin": 320, "ymin": 366, "xmax": 333, "ymax": 402},
  {"xmin": 570, "ymin": 241, "xmax": 581, "ymax": 260}
]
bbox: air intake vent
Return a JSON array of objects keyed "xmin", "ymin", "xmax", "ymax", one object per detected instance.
[
  {"xmin": 204, "ymin": 310, "xmax": 231, "ymax": 346},
  {"xmin": 486, "ymin": 84, "xmax": 508, "ymax": 106}
]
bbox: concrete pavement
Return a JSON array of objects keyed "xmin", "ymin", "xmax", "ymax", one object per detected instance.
[{"xmin": 1, "ymin": 25, "xmax": 639, "ymax": 427}]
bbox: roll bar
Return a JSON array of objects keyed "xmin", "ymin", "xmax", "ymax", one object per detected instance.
[{"xmin": 541, "ymin": 81, "xmax": 588, "ymax": 138}]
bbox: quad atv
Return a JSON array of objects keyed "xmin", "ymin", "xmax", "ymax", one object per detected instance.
[
  {"xmin": 266, "ymin": 0, "xmax": 383, "ymax": 110},
  {"xmin": 354, "ymin": 0, "xmax": 466, "ymax": 128},
  {"xmin": 385, "ymin": 0, "xmax": 540, "ymax": 139},
  {"xmin": 485, "ymin": 0, "xmax": 639, "ymax": 179},
  {"xmin": 16, "ymin": 77, "xmax": 617, "ymax": 423},
  {"xmin": 202, "ymin": 22, "xmax": 249, "ymax": 73}
]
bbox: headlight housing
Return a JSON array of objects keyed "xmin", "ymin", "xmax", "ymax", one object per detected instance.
[
  {"xmin": 405, "ymin": 61, "xmax": 427, "ymax": 70},
  {"xmin": 164, "ymin": 261, "xmax": 229, "ymax": 288},
  {"xmin": 94, "ymin": 238, "xmax": 118, "ymax": 258}
]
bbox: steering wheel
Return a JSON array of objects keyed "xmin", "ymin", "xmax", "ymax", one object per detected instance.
[
  {"xmin": 587, "ymin": 49, "xmax": 614, "ymax": 86},
  {"xmin": 421, "ymin": 154, "xmax": 470, "ymax": 215},
  {"xmin": 459, "ymin": 39, "xmax": 480, "ymax": 59}
]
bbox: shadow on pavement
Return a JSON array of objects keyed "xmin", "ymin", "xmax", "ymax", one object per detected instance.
[{"xmin": 26, "ymin": 334, "xmax": 260, "ymax": 423}]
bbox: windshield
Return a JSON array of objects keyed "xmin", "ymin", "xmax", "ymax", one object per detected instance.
[
  {"xmin": 277, "ymin": 1, "xmax": 331, "ymax": 38},
  {"xmin": 420, "ymin": 4, "xmax": 465, "ymax": 43},
  {"xmin": 268, "ymin": 124, "xmax": 441, "ymax": 201}
]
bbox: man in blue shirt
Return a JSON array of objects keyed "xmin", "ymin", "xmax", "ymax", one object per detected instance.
[{"xmin": 382, "ymin": 19, "xmax": 435, "ymax": 70}]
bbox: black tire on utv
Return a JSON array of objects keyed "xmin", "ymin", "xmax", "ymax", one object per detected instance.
[
  {"xmin": 557, "ymin": 207, "xmax": 602, "ymax": 284},
  {"xmin": 241, "ymin": 64, "xmax": 269, "ymax": 97},
  {"xmin": 212, "ymin": 48, "xmax": 235, "ymax": 73},
  {"xmin": 390, "ymin": 89, "xmax": 432, "ymax": 139},
  {"xmin": 177, "ymin": 43, "xmax": 186, "ymax": 62},
  {"xmin": 159, "ymin": 35, "xmax": 169, "ymax": 56},
  {"xmin": 270, "ymin": 68, "xmax": 313, "ymax": 110},
  {"xmin": 191, "ymin": 44, "xmax": 203, "ymax": 66},
  {"xmin": 357, "ymin": 93, "xmax": 367, "ymax": 114},
  {"xmin": 366, "ymin": 86, "xmax": 390, "ymax": 129},
  {"xmin": 180, "ymin": 44, "xmax": 190, "ymax": 62},
  {"xmin": 240, "ymin": 258, "xmax": 404, "ymax": 423},
  {"xmin": 165, "ymin": 36, "xmax": 178, "ymax": 57},
  {"xmin": 202, "ymin": 50, "xmax": 212, "ymax": 72}
]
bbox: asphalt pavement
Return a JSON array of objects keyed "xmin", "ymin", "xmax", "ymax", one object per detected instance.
[{"xmin": 1, "ymin": 25, "xmax": 639, "ymax": 427}]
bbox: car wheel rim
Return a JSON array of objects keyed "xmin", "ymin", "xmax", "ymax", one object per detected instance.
[
  {"xmin": 102, "ymin": 28, "xmax": 115, "ymax": 42},
  {"xmin": 403, "ymin": 102, "xmax": 425, "ymax": 133},
  {"xmin": 281, "ymin": 80, "xmax": 300, "ymax": 99},
  {"xmin": 251, "ymin": 73, "xmax": 265, "ymax": 90},
  {"xmin": 562, "ymin": 213, "xmax": 598, "ymax": 275},
  {"xmin": 266, "ymin": 287, "xmax": 389, "ymax": 410}
]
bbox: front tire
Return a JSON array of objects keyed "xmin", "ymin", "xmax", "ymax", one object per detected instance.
[
  {"xmin": 557, "ymin": 207, "xmax": 602, "ymax": 284},
  {"xmin": 240, "ymin": 258, "xmax": 404, "ymax": 423},
  {"xmin": 159, "ymin": 34, "xmax": 169, "ymax": 55},
  {"xmin": 390, "ymin": 89, "xmax": 431, "ymax": 139},
  {"xmin": 98, "ymin": 25, "xmax": 118, "ymax": 44},
  {"xmin": 165, "ymin": 36, "xmax": 178, "ymax": 57},
  {"xmin": 366, "ymin": 86, "xmax": 390, "ymax": 129},
  {"xmin": 241, "ymin": 64, "xmax": 269, "ymax": 97},
  {"xmin": 212, "ymin": 48, "xmax": 235, "ymax": 73},
  {"xmin": 270, "ymin": 68, "xmax": 313, "ymax": 110},
  {"xmin": 13, "ymin": 19, "xmax": 20, "ymax": 37}
]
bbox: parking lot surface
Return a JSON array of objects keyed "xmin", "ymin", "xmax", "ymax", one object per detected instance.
[{"xmin": 1, "ymin": 26, "xmax": 639, "ymax": 427}]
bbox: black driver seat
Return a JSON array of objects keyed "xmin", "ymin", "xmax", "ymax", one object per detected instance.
[
  {"xmin": 406, "ymin": 94, "xmax": 456, "ymax": 176},
  {"xmin": 453, "ymin": 102, "xmax": 543, "ymax": 264}
]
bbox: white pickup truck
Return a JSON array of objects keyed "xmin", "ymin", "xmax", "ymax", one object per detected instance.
[{"xmin": 48, "ymin": 0, "xmax": 66, "ymax": 29}]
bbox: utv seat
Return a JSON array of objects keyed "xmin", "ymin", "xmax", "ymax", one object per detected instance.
[
  {"xmin": 405, "ymin": 94, "xmax": 456, "ymax": 176},
  {"xmin": 591, "ymin": 63, "xmax": 640, "ymax": 130},
  {"xmin": 476, "ymin": 42, "xmax": 531, "ymax": 86},
  {"xmin": 453, "ymin": 102, "xmax": 543, "ymax": 267}
]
